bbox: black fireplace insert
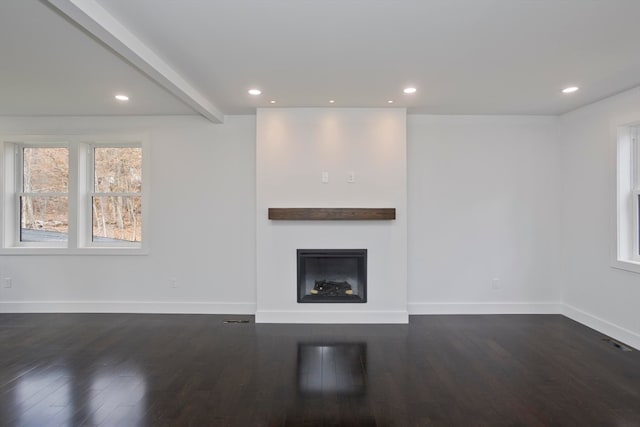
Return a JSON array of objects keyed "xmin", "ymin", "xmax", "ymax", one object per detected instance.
[{"xmin": 297, "ymin": 249, "xmax": 367, "ymax": 303}]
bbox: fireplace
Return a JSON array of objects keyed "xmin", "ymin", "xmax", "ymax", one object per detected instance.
[{"xmin": 297, "ymin": 249, "xmax": 367, "ymax": 303}]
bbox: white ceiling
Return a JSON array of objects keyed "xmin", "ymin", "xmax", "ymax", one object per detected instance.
[
  {"xmin": 2, "ymin": 0, "xmax": 640, "ymax": 120},
  {"xmin": 0, "ymin": 0, "xmax": 195, "ymax": 116}
]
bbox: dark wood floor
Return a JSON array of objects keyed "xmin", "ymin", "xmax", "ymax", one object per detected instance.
[{"xmin": 1, "ymin": 314, "xmax": 639, "ymax": 427}]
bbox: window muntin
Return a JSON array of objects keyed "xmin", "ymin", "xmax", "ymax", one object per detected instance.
[
  {"xmin": 90, "ymin": 146, "xmax": 142, "ymax": 244},
  {"xmin": 18, "ymin": 146, "xmax": 69, "ymax": 244}
]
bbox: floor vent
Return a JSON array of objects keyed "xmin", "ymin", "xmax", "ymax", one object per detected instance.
[
  {"xmin": 602, "ymin": 337, "xmax": 633, "ymax": 351},
  {"xmin": 224, "ymin": 319, "xmax": 250, "ymax": 324}
]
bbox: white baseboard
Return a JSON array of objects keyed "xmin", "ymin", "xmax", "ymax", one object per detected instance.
[
  {"xmin": 255, "ymin": 310, "xmax": 409, "ymax": 324},
  {"xmin": 0, "ymin": 301, "xmax": 257, "ymax": 315},
  {"xmin": 562, "ymin": 303, "xmax": 640, "ymax": 351},
  {"xmin": 408, "ymin": 302, "xmax": 563, "ymax": 315}
]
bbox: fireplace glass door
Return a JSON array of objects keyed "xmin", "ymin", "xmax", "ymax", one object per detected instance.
[{"xmin": 297, "ymin": 249, "xmax": 367, "ymax": 303}]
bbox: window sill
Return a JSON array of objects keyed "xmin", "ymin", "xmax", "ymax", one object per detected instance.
[
  {"xmin": 0, "ymin": 247, "xmax": 148, "ymax": 256},
  {"xmin": 611, "ymin": 259, "xmax": 640, "ymax": 274}
]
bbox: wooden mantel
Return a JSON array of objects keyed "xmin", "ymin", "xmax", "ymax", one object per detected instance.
[{"xmin": 268, "ymin": 208, "xmax": 396, "ymax": 221}]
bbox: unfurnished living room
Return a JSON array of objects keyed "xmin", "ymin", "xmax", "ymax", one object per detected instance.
[{"xmin": 1, "ymin": 0, "xmax": 640, "ymax": 425}]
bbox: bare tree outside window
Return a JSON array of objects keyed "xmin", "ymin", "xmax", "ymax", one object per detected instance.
[
  {"xmin": 20, "ymin": 147, "xmax": 69, "ymax": 242},
  {"xmin": 92, "ymin": 147, "xmax": 142, "ymax": 243}
]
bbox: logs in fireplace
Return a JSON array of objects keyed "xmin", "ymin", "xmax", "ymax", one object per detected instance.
[{"xmin": 310, "ymin": 280, "xmax": 354, "ymax": 296}]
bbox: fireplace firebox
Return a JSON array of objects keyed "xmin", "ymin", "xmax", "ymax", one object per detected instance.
[{"xmin": 297, "ymin": 249, "xmax": 367, "ymax": 303}]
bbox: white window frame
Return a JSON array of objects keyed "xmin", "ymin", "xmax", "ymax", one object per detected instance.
[
  {"xmin": 0, "ymin": 134, "xmax": 149, "ymax": 255},
  {"xmin": 613, "ymin": 123, "xmax": 640, "ymax": 273},
  {"xmin": 632, "ymin": 127, "xmax": 640, "ymax": 262}
]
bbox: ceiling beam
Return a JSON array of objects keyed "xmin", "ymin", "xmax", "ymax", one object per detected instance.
[{"xmin": 45, "ymin": 0, "xmax": 224, "ymax": 123}]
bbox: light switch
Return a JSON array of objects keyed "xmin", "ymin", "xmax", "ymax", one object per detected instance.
[
  {"xmin": 322, "ymin": 171, "xmax": 329, "ymax": 183},
  {"xmin": 347, "ymin": 171, "xmax": 356, "ymax": 183}
]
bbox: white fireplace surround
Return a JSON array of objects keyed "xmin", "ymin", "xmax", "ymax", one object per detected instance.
[{"xmin": 255, "ymin": 108, "xmax": 408, "ymax": 323}]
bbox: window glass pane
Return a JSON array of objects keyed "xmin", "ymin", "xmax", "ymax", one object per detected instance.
[
  {"xmin": 92, "ymin": 196, "xmax": 141, "ymax": 242},
  {"xmin": 94, "ymin": 147, "xmax": 142, "ymax": 193},
  {"xmin": 20, "ymin": 196, "xmax": 68, "ymax": 242},
  {"xmin": 22, "ymin": 147, "xmax": 68, "ymax": 193}
]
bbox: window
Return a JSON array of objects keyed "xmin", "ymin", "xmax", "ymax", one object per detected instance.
[
  {"xmin": 20, "ymin": 146, "xmax": 69, "ymax": 244},
  {"xmin": 614, "ymin": 123, "xmax": 640, "ymax": 272},
  {"xmin": 91, "ymin": 146, "xmax": 142, "ymax": 245},
  {"xmin": 634, "ymin": 127, "xmax": 640, "ymax": 260},
  {"xmin": 1, "ymin": 136, "xmax": 147, "ymax": 254}
]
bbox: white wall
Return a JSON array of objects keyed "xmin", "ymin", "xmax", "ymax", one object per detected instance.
[
  {"xmin": 255, "ymin": 108, "xmax": 407, "ymax": 323},
  {"xmin": 407, "ymin": 115, "xmax": 562, "ymax": 313},
  {"xmin": 0, "ymin": 115, "xmax": 257, "ymax": 313},
  {"xmin": 0, "ymin": 112, "xmax": 564, "ymax": 319},
  {"xmin": 559, "ymin": 86, "xmax": 640, "ymax": 348}
]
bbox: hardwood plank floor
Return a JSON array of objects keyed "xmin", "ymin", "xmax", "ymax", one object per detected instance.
[{"xmin": 0, "ymin": 314, "xmax": 639, "ymax": 426}]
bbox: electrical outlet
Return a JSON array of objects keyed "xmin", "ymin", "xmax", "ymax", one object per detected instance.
[
  {"xmin": 347, "ymin": 171, "xmax": 356, "ymax": 183},
  {"xmin": 170, "ymin": 278, "xmax": 178, "ymax": 288},
  {"xmin": 491, "ymin": 278, "xmax": 500, "ymax": 290},
  {"xmin": 3, "ymin": 278, "xmax": 12, "ymax": 288}
]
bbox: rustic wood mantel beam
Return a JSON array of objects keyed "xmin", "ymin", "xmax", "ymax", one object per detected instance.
[{"xmin": 268, "ymin": 208, "xmax": 396, "ymax": 220}]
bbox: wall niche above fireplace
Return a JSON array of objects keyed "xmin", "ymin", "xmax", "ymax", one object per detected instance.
[{"xmin": 297, "ymin": 249, "xmax": 367, "ymax": 303}]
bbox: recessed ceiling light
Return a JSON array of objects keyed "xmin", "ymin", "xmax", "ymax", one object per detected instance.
[
  {"xmin": 403, "ymin": 87, "xmax": 417, "ymax": 94},
  {"xmin": 248, "ymin": 89, "xmax": 261, "ymax": 95},
  {"xmin": 270, "ymin": 100, "xmax": 276, "ymax": 104},
  {"xmin": 562, "ymin": 86, "xmax": 579, "ymax": 94},
  {"xmin": 388, "ymin": 100, "xmax": 394, "ymax": 104},
  {"xmin": 114, "ymin": 94, "xmax": 129, "ymax": 101},
  {"xmin": 329, "ymin": 100, "xmax": 335, "ymax": 104}
]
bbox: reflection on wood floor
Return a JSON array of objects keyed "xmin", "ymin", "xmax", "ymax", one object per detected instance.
[
  {"xmin": 1, "ymin": 313, "xmax": 639, "ymax": 426},
  {"xmin": 297, "ymin": 343, "xmax": 367, "ymax": 396}
]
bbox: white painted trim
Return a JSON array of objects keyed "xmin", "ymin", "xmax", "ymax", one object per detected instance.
[
  {"xmin": 0, "ymin": 301, "xmax": 256, "ymax": 315},
  {"xmin": 45, "ymin": 0, "xmax": 224, "ymax": 123},
  {"xmin": 562, "ymin": 303, "xmax": 640, "ymax": 351},
  {"xmin": 610, "ymin": 258, "xmax": 640, "ymax": 274},
  {"xmin": 255, "ymin": 310, "xmax": 409, "ymax": 324},
  {"xmin": 407, "ymin": 302, "xmax": 563, "ymax": 315},
  {"xmin": 0, "ymin": 248, "xmax": 148, "ymax": 255}
]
